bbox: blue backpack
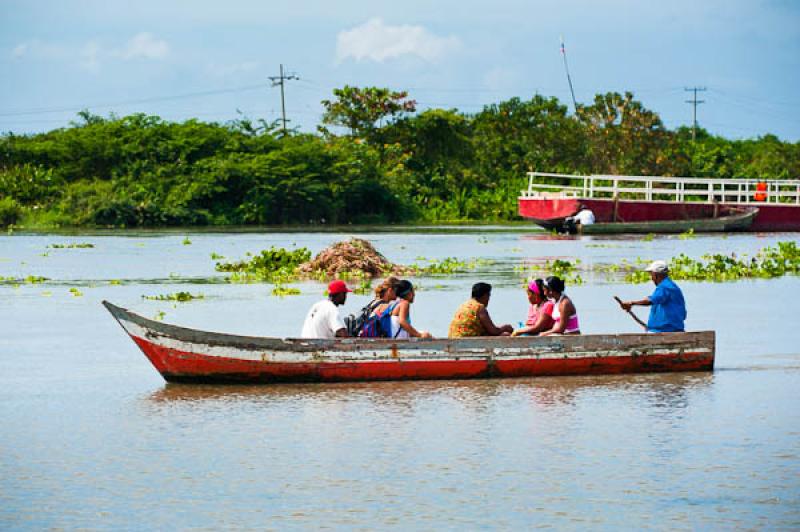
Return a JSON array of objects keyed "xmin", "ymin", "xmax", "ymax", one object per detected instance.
[
  {"xmin": 344, "ymin": 300, "xmax": 382, "ymax": 337},
  {"xmin": 359, "ymin": 301, "xmax": 398, "ymax": 338}
]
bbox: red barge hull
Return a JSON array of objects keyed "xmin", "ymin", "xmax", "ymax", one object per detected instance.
[
  {"xmin": 519, "ymin": 197, "xmax": 800, "ymax": 232},
  {"xmin": 519, "ymin": 172, "xmax": 800, "ymax": 232}
]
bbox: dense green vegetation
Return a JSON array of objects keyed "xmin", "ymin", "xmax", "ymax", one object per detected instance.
[{"xmin": 2, "ymin": 90, "xmax": 798, "ymax": 228}]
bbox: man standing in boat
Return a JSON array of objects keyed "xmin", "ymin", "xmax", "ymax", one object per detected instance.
[
  {"xmin": 621, "ymin": 261, "xmax": 686, "ymax": 333},
  {"xmin": 301, "ymin": 280, "xmax": 352, "ymax": 338}
]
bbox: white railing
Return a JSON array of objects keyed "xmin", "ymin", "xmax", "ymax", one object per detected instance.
[{"xmin": 520, "ymin": 172, "xmax": 800, "ymax": 205}]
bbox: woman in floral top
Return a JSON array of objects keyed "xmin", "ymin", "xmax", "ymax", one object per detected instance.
[{"xmin": 448, "ymin": 282, "xmax": 513, "ymax": 338}]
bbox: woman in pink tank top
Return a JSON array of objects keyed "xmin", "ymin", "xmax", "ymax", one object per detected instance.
[
  {"xmin": 511, "ymin": 279, "xmax": 555, "ymax": 336},
  {"xmin": 540, "ymin": 276, "xmax": 581, "ymax": 335}
]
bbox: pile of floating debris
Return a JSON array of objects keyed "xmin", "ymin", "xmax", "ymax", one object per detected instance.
[{"xmin": 299, "ymin": 238, "xmax": 410, "ymax": 278}]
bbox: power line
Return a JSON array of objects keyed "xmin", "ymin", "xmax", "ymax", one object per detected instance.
[
  {"xmin": 268, "ymin": 64, "xmax": 299, "ymax": 135},
  {"xmin": 0, "ymin": 83, "xmax": 269, "ymax": 118},
  {"xmin": 685, "ymin": 86, "xmax": 706, "ymax": 142}
]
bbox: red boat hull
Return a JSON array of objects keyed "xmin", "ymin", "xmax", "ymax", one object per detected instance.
[
  {"xmin": 132, "ymin": 335, "xmax": 714, "ymax": 383},
  {"xmin": 104, "ymin": 302, "xmax": 715, "ymax": 385}
]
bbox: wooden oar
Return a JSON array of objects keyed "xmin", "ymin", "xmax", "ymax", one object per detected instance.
[{"xmin": 614, "ymin": 296, "xmax": 647, "ymax": 331}]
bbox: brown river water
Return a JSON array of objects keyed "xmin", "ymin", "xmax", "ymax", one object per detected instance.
[{"xmin": 1, "ymin": 227, "xmax": 798, "ymax": 529}]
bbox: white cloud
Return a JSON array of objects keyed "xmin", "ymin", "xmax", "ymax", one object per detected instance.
[
  {"xmin": 11, "ymin": 33, "xmax": 168, "ymax": 71},
  {"xmin": 80, "ymin": 41, "xmax": 102, "ymax": 72},
  {"xmin": 205, "ymin": 60, "xmax": 260, "ymax": 77},
  {"xmin": 119, "ymin": 32, "xmax": 169, "ymax": 60},
  {"xmin": 336, "ymin": 18, "xmax": 461, "ymax": 63},
  {"xmin": 10, "ymin": 40, "xmax": 66, "ymax": 60},
  {"xmin": 12, "ymin": 43, "xmax": 28, "ymax": 59}
]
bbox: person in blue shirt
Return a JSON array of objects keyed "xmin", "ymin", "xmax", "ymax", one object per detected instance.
[{"xmin": 621, "ymin": 260, "xmax": 686, "ymax": 332}]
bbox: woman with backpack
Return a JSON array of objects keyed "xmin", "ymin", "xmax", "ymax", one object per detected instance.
[
  {"xmin": 345, "ymin": 276, "xmax": 398, "ymax": 337},
  {"xmin": 389, "ymin": 280, "xmax": 432, "ymax": 339},
  {"xmin": 357, "ymin": 277, "xmax": 400, "ymax": 338}
]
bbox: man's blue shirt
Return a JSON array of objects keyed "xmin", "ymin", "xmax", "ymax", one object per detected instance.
[{"xmin": 647, "ymin": 277, "xmax": 686, "ymax": 332}]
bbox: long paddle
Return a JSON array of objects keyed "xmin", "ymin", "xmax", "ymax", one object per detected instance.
[{"xmin": 614, "ymin": 296, "xmax": 647, "ymax": 331}]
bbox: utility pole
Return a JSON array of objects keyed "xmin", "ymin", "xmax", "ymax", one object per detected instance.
[
  {"xmin": 269, "ymin": 64, "xmax": 299, "ymax": 135},
  {"xmin": 684, "ymin": 87, "xmax": 706, "ymax": 142}
]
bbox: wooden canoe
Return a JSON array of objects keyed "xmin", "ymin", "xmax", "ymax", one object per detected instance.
[
  {"xmin": 575, "ymin": 207, "xmax": 758, "ymax": 234},
  {"xmin": 104, "ymin": 301, "xmax": 715, "ymax": 384}
]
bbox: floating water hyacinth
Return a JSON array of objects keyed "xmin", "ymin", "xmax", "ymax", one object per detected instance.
[
  {"xmin": 0, "ymin": 275, "xmax": 49, "ymax": 284},
  {"xmin": 413, "ymin": 257, "xmax": 494, "ymax": 275},
  {"xmin": 271, "ymin": 286, "xmax": 301, "ymax": 297},
  {"xmin": 142, "ymin": 292, "xmax": 204, "ymax": 302},
  {"xmin": 49, "ymin": 243, "xmax": 94, "ymax": 249},
  {"xmin": 625, "ymin": 241, "xmax": 800, "ymax": 283},
  {"xmin": 217, "ymin": 246, "xmax": 312, "ymax": 283}
]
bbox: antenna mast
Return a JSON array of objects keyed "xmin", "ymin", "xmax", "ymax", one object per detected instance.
[{"xmin": 560, "ymin": 36, "xmax": 578, "ymax": 112}]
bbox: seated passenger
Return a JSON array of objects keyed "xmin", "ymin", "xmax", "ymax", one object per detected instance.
[
  {"xmin": 574, "ymin": 204, "xmax": 595, "ymax": 226},
  {"xmin": 511, "ymin": 279, "xmax": 555, "ymax": 336},
  {"xmin": 563, "ymin": 204, "xmax": 595, "ymax": 233},
  {"xmin": 370, "ymin": 276, "xmax": 399, "ymax": 315},
  {"xmin": 344, "ymin": 276, "xmax": 399, "ymax": 337},
  {"xmin": 301, "ymin": 280, "xmax": 352, "ymax": 338},
  {"xmin": 389, "ymin": 280, "xmax": 432, "ymax": 339},
  {"xmin": 448, "ymin": 282, "xmax": 513, "ymax": 338},
  {"xmin": 539, "ymin": 276, "xmax": 581, "ymax": 335}
]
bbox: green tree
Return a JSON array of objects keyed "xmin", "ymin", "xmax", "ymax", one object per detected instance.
[
  {"xmin": 577, "ymin": 92, "xmax": 671, "ymax": 175},
  {"xmin": 472, "ymin": 95, "xmax": 585, "ymax": 182},
  {"xmin": 320, "ymin": 86, "xmax": 416, "ymax": 141}
]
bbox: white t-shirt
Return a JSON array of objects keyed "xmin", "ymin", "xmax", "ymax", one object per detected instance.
[
  {"xmin": 390, "ymin": 315, "xmax": 409, "ymax": 339},
  {"xmin": 300, "ymin": 299, "xmax": 346, "ymax": 338},
  {"xmin": 575, "ymin": 209, "xmax": 595, "ymax": 225}
]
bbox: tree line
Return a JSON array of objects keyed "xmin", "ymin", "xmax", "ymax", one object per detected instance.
[{"xmin": 1, "ymin": 88, "xmax": 798, "ymax": 227}]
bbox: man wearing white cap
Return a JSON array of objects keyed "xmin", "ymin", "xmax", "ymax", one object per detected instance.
[
  {"xmin": 301, "ymin": 280, "xmax": 352, "ymax": 338},
  {"xmin": 621, "ymin": 260, "xmax": 686, "ymax": 332}
]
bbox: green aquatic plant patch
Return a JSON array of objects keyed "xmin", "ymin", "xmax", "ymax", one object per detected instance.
[
  {"xmin": 625, "ymin": 241, "xmax": 800, "ymax": 283},
  {"xmin": 142, "ymin": 292, "xmax": 205, "ymax": 302},
  {"xmin": 413, "ymin": 257, "xmax": 494, "ymax": 275},
  {"xmin": 0, "ymin": 275, "xmax": 49, "ymax": 284},
  {"xmin": 271, "ymin": 286, "xmax": 302, "ymax": 297},
  {"xmin": 49, "ymin": 243, "xmax": 95, "ymax": 249},
  {"xmin": 216, "ymin": 247, "xmax": 311, "ymax": 283},
  {"xmin": 515, "ymin": 258, "xmax": 584, "ymax": 285}
]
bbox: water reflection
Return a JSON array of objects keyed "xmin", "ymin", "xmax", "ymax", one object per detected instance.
[{"xmin": 145, "ymin": 372, "xmax": 713, "ymax": 411}]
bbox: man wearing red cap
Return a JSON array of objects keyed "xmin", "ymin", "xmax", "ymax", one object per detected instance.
[{"xmin": 300, "ymin": 280, "xmax": 352, "ymax": 338}]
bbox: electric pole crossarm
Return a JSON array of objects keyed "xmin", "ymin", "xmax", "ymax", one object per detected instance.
[
  {"xmin": 268, "ymin": 64, "xmax": 300, "ymax": 135},
  {"xmin": 684, "ymin": 86, "xmax": 707, "ymax": 142}
]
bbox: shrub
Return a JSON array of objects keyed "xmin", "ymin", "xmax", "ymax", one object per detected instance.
[{"xmin": 0, "ymin": 197, "xmax": 22, "ymax": 226}]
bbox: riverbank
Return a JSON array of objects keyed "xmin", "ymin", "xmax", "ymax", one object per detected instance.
[{"xmin": 5, "ymin": 221, "xmax": 542, "ymax": 236}]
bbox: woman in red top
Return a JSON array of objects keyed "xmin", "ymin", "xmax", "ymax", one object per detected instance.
[{"xmin": 511, "ymin": 279, "xmax": 555, "ymax": 336}]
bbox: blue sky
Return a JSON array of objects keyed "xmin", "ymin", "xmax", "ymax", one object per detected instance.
[{"xmin": 2, "ymin": 0, "xmax": 799, "ymax": 140}]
